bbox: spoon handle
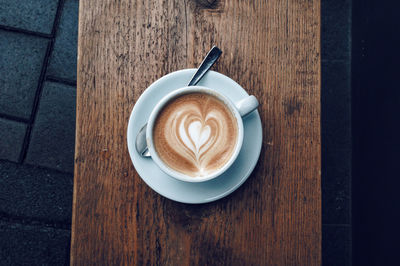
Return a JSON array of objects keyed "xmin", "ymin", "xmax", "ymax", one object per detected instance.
[
  {"xmin": 187, "ymin": 46, "xmax": 222, "ymax": 86},
  {"xmin": 136, "ymin": 46, "xmax": 222, "ymax": 158}
]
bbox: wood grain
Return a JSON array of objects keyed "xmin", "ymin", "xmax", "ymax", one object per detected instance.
[{"xmin": 71, "ymin": 0, "xmax": 321, "ymax": 265}]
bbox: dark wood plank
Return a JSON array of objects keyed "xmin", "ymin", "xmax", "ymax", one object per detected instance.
[{"xmin": 71, "ymin": 0, "xmax": 321, "ymax": 265}]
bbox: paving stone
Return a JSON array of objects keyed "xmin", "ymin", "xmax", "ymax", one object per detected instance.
[
  {"xmin": 322, "ymin": 61, "xmax": 351, "ymax": 151},
  {"xmin": 322, "ymin": 225, "xmax": 351, "ymax": 266},
  {"xmin": 26, "ymin": 81, "xmax": 76, "ymax": 173},
  {"xmin": 0, "ymin": 220, "xmax": 70, "ymax": 265},
  {"xmin": 322, "ymin": 61, "xmax": 351, "ymax": 108},
  {"xmin": 0, "ymin": 0, "xmax": 59, "ymax": 34},
  {"xmin": 0, "ymin": 30, "xmax": 48, "ymax": 119},
  {"xmin": 47, "ymin": 0, "xmax": 78, "ymax": 82},
  {"xmin": 322, "ymin": 146, "xmax": 351, "ymax": 224},
  {"xmin": 0, "ymin": 161, "xmax": 73, "ymax": 222},
  {"xmin": 0, "ymin": 118, "xmax": 26, "ymax": 162},
  {"xmin": 322, "ymin": 0, "xmax": 351, "ymax": 61},
  {"xmin": 321, "ymin": 58, "xmax": 351, "ymax": 225}
]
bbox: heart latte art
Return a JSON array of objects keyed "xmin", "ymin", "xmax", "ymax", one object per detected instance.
[{"xmin": 153, "ymin": 93, "xmax": 238, "ymax": 177}]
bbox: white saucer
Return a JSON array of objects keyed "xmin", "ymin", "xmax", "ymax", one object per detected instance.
[{"xmin": 127, "ymin": 69, "xmax": 262, "ymax": 204}]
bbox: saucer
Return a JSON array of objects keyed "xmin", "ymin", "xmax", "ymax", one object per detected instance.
[{"xmin": 127, "ymin": 69, "xmax": 263, "ymax": 204}]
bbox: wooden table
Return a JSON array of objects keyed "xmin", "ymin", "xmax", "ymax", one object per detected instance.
[{"xmin": 71, "ymin": 0, "xmax": 321, "ymax": 265}]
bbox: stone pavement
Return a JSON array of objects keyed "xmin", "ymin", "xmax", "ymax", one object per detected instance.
[
  {"xmin": 0, "ymin": 0, "xmax": 351, "ymax": 265},
  {"xmin": 0, "ymin": 0, "xmax": 77, "ymax": 264},
  {"xmin": 321, "ymin": 1, "xmax": 352, "ymax": 265}
]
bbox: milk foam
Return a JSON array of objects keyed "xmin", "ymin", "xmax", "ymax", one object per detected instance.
[{"xmin": 179, "ymin": 119, "xmax": 211, "ymax": 158}]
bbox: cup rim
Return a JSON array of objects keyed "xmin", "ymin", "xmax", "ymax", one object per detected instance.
[{"xmin": 146, "ymin": 86, "xmax": 244, "ymax": 183}]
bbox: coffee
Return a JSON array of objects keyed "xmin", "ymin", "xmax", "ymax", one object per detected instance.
[{"xmin": 153, "ymin": 92, "xmax": 238, "ymax": 177}]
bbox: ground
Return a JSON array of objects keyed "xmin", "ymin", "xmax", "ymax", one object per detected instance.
[{"xmin": 0, "ymin": 0, "xmax": 351, "ymax": 265}]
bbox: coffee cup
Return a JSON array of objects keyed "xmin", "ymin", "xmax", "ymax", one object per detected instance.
[{"xmin": 146, "ymin": 86, "xmax": 258, "ymax": 182}]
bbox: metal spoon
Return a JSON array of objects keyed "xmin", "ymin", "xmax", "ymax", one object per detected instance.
[{"xmin": 135, "ymin": 46, "xmax": 222, "ymax": 157}]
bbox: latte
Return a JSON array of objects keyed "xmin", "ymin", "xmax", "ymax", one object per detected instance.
[{"xmin": 153, "ymin": 92, "xmax": 238, "ymax": 177}]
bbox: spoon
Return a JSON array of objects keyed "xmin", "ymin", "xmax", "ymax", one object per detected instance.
[{"xmin": 135, "ymin": 46, "xmax": 222, "ymax": 157}]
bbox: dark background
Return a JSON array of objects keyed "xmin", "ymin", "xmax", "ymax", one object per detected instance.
[{"xmin": 352, "ymin": 0, "xmax": 400, "ymax": 265}]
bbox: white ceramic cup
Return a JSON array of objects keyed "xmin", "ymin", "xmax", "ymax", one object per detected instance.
[{"xmin": 146, "ymin": 86, "xmax": 259, "ymax": 182}]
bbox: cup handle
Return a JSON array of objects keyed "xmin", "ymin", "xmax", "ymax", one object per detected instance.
[{"xmin": 235, "ymin": 95, "xmax": 259, "ymax": 117}]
